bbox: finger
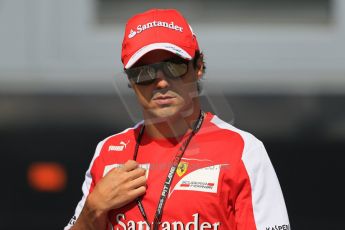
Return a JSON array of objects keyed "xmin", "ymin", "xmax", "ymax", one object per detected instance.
[
  {"xmin": 127, "ymin": 175, "xmax": 146, "ymax": 190},
  {"xmin": 122, "ymin": 160, "xmax": 138, "ymax": 172},
  {"xmin": 127, "ymin": 167, "xmax": 146, "ymax": 180},
  {"xmin": 127, "ymin": 186, "xmax": 146, "ymax": 200}
]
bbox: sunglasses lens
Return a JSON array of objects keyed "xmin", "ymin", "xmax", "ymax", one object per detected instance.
[
  {"xmin": 126, "ymin": 60, "xmax": 188, "ymax": 85},
  {"xmin": 136, "ymin": 66, "xmax": 156, "ymax": 83},
  {"xmin": 127, "ymin": 66, "xmax": 156, "ymax": 85},
  {"xmin": 164, "ymin": 62, "xmax": 188, "ymax": 78}
]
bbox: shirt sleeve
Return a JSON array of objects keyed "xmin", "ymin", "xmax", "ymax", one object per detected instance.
[
  {"xmin": 235, "ymin": 139, "xmax": 290, "ymax": 230},
  {"xmin": 64, "ymin": 141, "xmax": 104, "ymax": 230}
]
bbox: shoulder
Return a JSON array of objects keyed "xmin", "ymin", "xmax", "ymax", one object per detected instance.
[
  {"xmin": 97, "ymin": 121, "xmax": 143, "ymax": 151},
  {"xmin": 207, "ymin": 114, "xmax": 272, "ymax": 177},
  {"xmin": 206, "ymin": 113, "xmax": 264, "ymax": 156},
  {"xmin": 86, "ymin": 122, "xmax": 143, "ymax": 179},
  {"xmin": 91, "ymin": 121, "xmax": 143, "ymax": 159}
]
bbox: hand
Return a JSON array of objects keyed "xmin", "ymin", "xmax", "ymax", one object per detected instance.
[
  {"xmin": 87, "ymin": 160, "xmax": 147, "ymax": 213},
  {"xmin": 71, "ymin": 160, "xmax": 146, "ymax": 230}
]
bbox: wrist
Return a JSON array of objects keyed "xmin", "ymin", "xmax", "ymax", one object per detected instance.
[
  {"xmin": 85, "ymin": 194, "xmax": 108, "ymax": 219},
  {"xmin": 71, "ymin": 195, "xmax": 108, "ymax": 230}
]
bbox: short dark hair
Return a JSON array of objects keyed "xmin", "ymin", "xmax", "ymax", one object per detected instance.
[
  {"xmin": 192, "ymin": 50, "xmax": 206, "ymax": 94},
  {"xmin": 193, "ymin": 50, "xmax": 206, "ymax": 74}
]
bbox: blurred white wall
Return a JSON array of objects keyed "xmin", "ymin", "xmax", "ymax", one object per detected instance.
[{"xmin": 1, "ymin": 0, "xmax": 344, "ymax": 94}]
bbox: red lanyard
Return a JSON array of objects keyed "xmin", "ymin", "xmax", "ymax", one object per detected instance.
[{"xmin": 133, "ymin": 111, "xmax": 204, "ymax": 230}]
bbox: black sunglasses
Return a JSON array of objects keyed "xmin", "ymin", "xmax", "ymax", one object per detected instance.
[{"xmin": 125, "ymin": 59, "xmax": 190, "ymax": 85}]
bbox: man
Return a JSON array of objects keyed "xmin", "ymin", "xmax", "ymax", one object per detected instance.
[{"xmin": 65, "ymin": 9, "xmax": 290, "ymax": 230}]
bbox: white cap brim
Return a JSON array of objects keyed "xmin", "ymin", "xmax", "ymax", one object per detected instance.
[{"xmin": 125, "ymin": 43, "xmax": 192, "ymax": 69}]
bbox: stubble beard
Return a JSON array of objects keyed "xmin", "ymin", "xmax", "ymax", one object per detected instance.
[{"xmin": 143, "ymin": 99, "xmax": 198, "ymax": 126}]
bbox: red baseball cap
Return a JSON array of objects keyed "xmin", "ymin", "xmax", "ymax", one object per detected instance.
[{"xmin": 121, "ymin": 9, "xmax": 200, "ymax": 69}]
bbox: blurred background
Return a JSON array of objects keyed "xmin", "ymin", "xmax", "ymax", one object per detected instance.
[{"xmin": 1, "ymin": 0, "xmax": 345, "ymax": 229}]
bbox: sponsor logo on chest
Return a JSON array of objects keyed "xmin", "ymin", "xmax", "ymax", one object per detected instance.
[
  {"xmin": 108, "ymin": 140, "xmax": 130, "ymax": 152},
  {"xmin": 103, "ymin": 161, "xmax": 226, "ymax": 195},
  {"xmin": 169, "ymin": 164, "xmax": 224, "ymax": 196},
  {"xmin": 114, "ymin": 213, "xmax": 220, "ymax": 230}
]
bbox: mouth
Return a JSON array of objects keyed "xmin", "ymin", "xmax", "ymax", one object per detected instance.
[{"xmin": 153, "ymin": 95, "xmax": 176, "ymax": 105}]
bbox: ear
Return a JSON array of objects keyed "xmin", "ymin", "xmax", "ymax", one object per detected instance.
[{"xmin": 195, "ymin": 53, "xmax": 204, "ymax": 80}]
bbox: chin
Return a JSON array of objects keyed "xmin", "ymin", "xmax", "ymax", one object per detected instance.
[
  {"xmin": 143, "ymin": 106, "xmax": 179, "ymax": 123},
  {"xmin": 145, "ymin": 103, "xmax": 196, "ymax": 123},
  {"xmin": 153, "ymin": 107, "xmax": 179, "ymax": 118}
]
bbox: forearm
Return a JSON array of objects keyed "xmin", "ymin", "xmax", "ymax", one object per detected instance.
[{"xmin": 70, "ymin": 196, "xmax": 108, "ymax": 230}]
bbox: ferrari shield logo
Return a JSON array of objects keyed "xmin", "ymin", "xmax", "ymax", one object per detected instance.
[{"xmin": 177, "ymin": 162, "xmax": 188, "ymax": 177}]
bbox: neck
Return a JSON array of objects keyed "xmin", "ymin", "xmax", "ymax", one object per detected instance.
[{"xmin": 143, "ymin": 105, "xmax": 202, "ymax": 140}]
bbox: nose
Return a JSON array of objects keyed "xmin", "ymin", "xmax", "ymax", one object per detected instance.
[{"xmin": 155, "ymin": 70, "xmax": 170, "ymax": 89}]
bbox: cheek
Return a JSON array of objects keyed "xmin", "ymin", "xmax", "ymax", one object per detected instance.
[
  {"xmin": 176, "ymin": 79, "xmax": 198, "ymax": 100},
  {"xmin": 185, "ymin": 86, "xmax": 198, "ymax": 102},
  {"xmin": 169, "ymin": 87, "xmax": 195, "ymax": 108},
  {"xmin": 133, "ymin": 86, "xmax": 155, "ymax": 107}
]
